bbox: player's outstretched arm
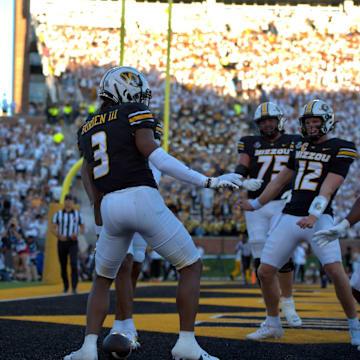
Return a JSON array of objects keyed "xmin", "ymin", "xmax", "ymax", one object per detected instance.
[
  {"xmin": 234, "ymin": 153, "xmax": 263, "ymax": 191},
  {"xmin": 238, "ymin": 167, "xmax": 293, "ymax": 211},
  {"xmin": 135, "ymin": 128, "xmax": 241, "ymax": 189},
  {"xmin": 297, "ymin": 172, "xmax": 344, "ymax": 230},
  {"xmin": 313, "ymin": 196, "xmax": 360, "ymax": 247}
]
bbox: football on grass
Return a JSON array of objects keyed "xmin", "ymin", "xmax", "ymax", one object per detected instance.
[{"xmin": 102, "ymin": 332, "xmax": 132, "ymax": 359}]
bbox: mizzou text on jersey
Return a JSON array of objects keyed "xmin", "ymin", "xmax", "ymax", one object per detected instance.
[{"xmin": 237, "ymin": 134, "xmax": 302, "ymax": 199}]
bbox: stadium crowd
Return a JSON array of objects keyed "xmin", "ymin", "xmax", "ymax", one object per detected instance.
[{"xmin": 1, "ymin": 4, "xmax": 360, "ymax": 281}]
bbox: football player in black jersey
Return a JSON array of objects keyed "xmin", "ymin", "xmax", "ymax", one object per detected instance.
[
  {"xmin": 79, "ymin": 120, "xmax": 163, "ymax": 351},
  {"xmin": 236, "ymin": 102, "xmax": 302, "ymax": 327},
  {"xmin": 240, "ymin": 99, "xmax": 360, "ymax": 345},
  {"xmin": 65, "ymin": 66, "xmax": 262, "ymax": 360}
]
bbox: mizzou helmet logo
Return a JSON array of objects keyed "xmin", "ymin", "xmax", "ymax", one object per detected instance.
[{"xmin": 120, "ymin": 72, "xmax": 142, "ymax": 87}]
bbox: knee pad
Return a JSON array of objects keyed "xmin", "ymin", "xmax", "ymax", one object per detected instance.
[{"xmin": 278, "ymin": 258, "xmax": 295, "ymax": 273}]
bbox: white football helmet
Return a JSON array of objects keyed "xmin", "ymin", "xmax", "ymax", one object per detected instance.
[
  {"xmin": 253, "ymin": 102, "xmax": 285, "ymax": 136},
  {"xmin": 99, "ymin": 66, "xmax": 152, "ymax": 106},
  {"xmin": 299, "ymin": 99, "xmax": 335, "ymax": 137}
]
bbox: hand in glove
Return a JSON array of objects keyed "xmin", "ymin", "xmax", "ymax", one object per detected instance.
[
  {"xmin": 242, "ymin": 178, "xmax": 263, "ymax": 191},
  {"xmin": 312, "ymin": 219, "xmax": 350, "ymax": 248},
  {"xmin": 207, "ymin": 173, "xmax": 243, "ymax": 189}
]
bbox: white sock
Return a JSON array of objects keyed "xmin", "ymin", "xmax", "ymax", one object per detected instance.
[
  {"xmin": 82, "ymin": 334, "xmax": 98, "ymax": 349},
  {"xmin": 122, "ymin": 318, "xmax": 136, "ymax": 331},
  {"xmin": 282, "ymin": 296, "xmax": 294, "ymax": 304},
  {"xmin": 348, "ymin": 317, "xmax": 359, "ymax": 328},
  {"xmin": 179, "ymin": 331, "xmax": 196, "ymax": 342},
  {"xmin": 267, "ymin": 315, "xmax": 281, "ymax": 327},
  {"xmin": 112, "ymin": 320, "xmax": 124, "ymax": 332}
]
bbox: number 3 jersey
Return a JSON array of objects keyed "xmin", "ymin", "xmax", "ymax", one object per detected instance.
[
  {"xmin": 283, "ymin": 137, "xmax": 357, "ymax": 217},
  {"xmin": 77, "ymin": 102, "xmax": 158, "ymax": 194},
  {"xmin": 237, "ymin": 134, "xmax": 303, "ymax": 200}
]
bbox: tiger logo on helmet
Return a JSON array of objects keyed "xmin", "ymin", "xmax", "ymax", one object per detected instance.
[
  {"xmin": 299, "ymin": 99, "xmax": 335, "ymax": 138},
  {"xmin": 253, "ymin": 102, "xmax": 285, "ymax": 138},
  {"xmin": 99, "ymin": 66, "xmax": 152, "ymax": 106}
]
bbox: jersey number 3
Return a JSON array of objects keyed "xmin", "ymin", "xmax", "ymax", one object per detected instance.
[{"xmin": 91, "ymin": 131, "xmax": 109, "ymax": 179}]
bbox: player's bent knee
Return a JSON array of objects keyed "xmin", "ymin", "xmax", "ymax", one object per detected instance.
[
  {"xmin": 324, "ymin": 261, "xmax": 343, "ymax": 280},
  {"xmin": 118, "ymin": 254, "xmax": 133, "ymax": 274},
  {"xmin": 258, "ymin": 263, "xmax": 277, "ymax": 281},
  {"xmin": 278, "ymin": 258, "xmax": 294, "ymax": 273}
]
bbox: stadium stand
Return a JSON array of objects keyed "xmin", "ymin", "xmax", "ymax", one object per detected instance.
[{"xmin": 1, "ymin": 0, "xmax": 360, "ymax": 281}]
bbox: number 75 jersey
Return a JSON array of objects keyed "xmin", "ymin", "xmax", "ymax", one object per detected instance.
[
  {"xmin": 237, "ymin": 134, "xmax": 303, "ymax": 200},
  {"xmin": 283, "ymin": 137, "xmax": 357, "ymax": 217}
]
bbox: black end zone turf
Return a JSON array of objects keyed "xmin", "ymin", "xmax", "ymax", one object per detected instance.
[
  {"xmin": 0, "ymin": 319, "xmax": 358, "ymax": 360},
  {"xmin": 1, "ymin": 283, "xmax": 359, "ymax": 359}
]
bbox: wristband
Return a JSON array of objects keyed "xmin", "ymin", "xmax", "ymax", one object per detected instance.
[
  {"xmin": 308, "ymin": 195, "xmax": 328, "ymax": 218},
  {"xmin": 249, "ymin": 198, "xmax": 262, "ymax": 210},
  {"xmin": 205, "ymin": 178, "xmax": 212, "ymax": 188},
  {"xmin": 94, "ymin": 224, "xmax": 102, "ymax": 236}
]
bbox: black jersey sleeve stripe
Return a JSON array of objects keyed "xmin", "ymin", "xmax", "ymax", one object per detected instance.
[
  {"xmin": 128, "ymin": 108, "xmax": 154, "ymax": 126},
  {"xmin": 129, "ymin": 113, "xmax": 154, "ymax": 124},
  {"xmin": 337, "ymin": 150, "xmax": 357, "ymax": 158}
]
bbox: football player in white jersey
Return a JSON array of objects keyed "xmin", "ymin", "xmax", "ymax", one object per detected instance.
[
  {"xmin": 236, "ymin": 102, "xmax": 302, "ymax": 327},
  {"xmin": 239, "ymin": 99, "xmax": 360, "ymax": 346}
]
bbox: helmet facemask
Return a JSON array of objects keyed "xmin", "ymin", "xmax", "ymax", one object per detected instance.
[{"xmin": 256, "ymin": 117, "xmax": 282, "ymax": 139}]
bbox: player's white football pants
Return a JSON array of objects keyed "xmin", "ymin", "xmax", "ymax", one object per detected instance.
[
  {"xmin": 261, "ymin": 213, "xmax": 342, "ymax": 269},
  {"xmin": 245, "ymin": 200, "xmax": 285, "ymax": 258},
  {"xmin": 95, "ymin": 186, "xmax": 200, "ymax": 279}
]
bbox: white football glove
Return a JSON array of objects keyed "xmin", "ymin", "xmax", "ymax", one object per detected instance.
[
  {"xmin": 208, "ymin": 173, "xmax": 242, "ymax": 189},
  {"xmin": 242, "ymin": 178, "xmax": 263, "ymax": 191},
  {"xmin": 312, "ymin": 219, "xmax": 350, "ymax": 248},
  {"xmin": 281, "ymin": 190, "xmax": 292, "ymax": 204}
]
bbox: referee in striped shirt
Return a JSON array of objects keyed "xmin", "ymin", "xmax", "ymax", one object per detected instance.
[{"xmin": 51, "ymin": 194, "xmax": 85, "ymax": 294}]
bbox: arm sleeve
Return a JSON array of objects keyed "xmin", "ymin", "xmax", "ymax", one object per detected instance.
[
  {"xmin": 148, "ymin": 147, "xmax": 207, "ymax": 187},
  {"xmin": 235, "ymin": 164, "xmax": 249, "ymax": 177}
]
